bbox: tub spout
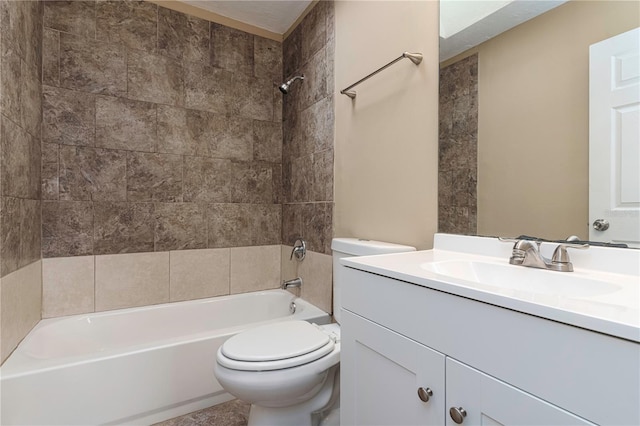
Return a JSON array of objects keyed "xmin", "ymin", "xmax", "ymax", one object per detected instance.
[{"xmin": 282, "ymin": 277, "xmax": 302, "ymax": 290}]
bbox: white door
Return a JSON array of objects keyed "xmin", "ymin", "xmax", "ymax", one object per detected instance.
[
  {"xmin": 589, "ymin": 27, "xmax": 640, "ymax": 247},
  {"xmin": 340, "ymin": 310, "xmax": 445, "ymax": 425},
  {"xmin": 445, "ymin": 358, "xmax": 596, "ymax": 426}
]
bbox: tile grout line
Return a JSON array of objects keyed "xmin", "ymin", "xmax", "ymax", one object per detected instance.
[
  {"xmin": 93, "ymin": 253, "xmax": 96, "ymax": 313},
  {"xmin": 168, "ymin": 248, "xmax": 172, "ymax": 303}
]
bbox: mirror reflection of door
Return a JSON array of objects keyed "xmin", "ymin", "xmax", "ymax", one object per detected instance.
[{"xmin": 589, "ymin": 27, "xmax": 640, "ymax": 248}]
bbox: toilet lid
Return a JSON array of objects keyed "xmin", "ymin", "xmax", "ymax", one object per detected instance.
[
  {"xmin": 222, "ymin": 321, "xmax": 331, "ymax": 362},
  {"xmin": 218, "ymin": 321, "xmax": 336, "ymax": 371}
]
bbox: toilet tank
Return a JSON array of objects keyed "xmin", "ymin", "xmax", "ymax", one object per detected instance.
[{"xmin": 331, "ymin": 238, "xmax": 416, "ymax": 323}]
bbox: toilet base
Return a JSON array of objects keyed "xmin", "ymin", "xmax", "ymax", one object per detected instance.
[
  {"xmin": 246, "ymin": 366, "xmax": 339, "ymax": 426},
  {"xmin": 318, "ymin": 406, "xmax": 340, "ymax": 426}
]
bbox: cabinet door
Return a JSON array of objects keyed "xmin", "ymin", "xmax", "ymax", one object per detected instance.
[
  {"xmin": 445, "ymin": 358, "xmax": 596, "ymax": 425},
  {"xmin": 341, "ymin": 310, "xmax": 445, "ymax": 425}
]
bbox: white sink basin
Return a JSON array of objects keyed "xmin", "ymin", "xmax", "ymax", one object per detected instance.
[{"xmin": 420, "ymin": 260, "xmax": 621, "ymax": 298}]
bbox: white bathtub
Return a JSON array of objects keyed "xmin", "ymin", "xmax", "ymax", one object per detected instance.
[{"xmin": 0, "ymin": 290, "xmax": 330, "ymax": 425}]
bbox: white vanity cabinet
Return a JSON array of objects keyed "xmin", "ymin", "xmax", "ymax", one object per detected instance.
[
  {"xmin": 340, "ymin": 265, "xmax": 640, "ymax": 426},
  {"xmin": 341, "ymin": 310, "xmax": 595, "ymax": 426}
]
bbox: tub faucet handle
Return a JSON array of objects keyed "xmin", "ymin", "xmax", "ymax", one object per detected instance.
[{"xmin": 290, "ymin": 238, "xmax": 306, "ymax": 261}]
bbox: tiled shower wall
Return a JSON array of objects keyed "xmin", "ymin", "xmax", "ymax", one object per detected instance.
[
  {"xmin": 38, "ymin": 1, "xmax": 335, "ymax": 319},
  {"xmin": 41, "ymin": 0, "xmax": 283, "ymax": 257},
  {"xmin": 438, "ymin": 53, "xmax": 478, "ymax": 235},
  {"xmin": 1, "ymin": 1, "xmax": 42, "ymax": 276},
  {"xmin": 1, "ymin": 1, "xmax": 336, "ymax": 349},
  {"xmin": 0, "ymin": 0, "xmax": 44, "ymax": 363},
  {"xmin": 282, "ymin": 1, "xmax": 335, "ymax": 255}
]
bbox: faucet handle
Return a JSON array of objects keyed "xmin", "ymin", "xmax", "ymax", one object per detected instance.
[
  {"xmin": 499, "ymin": 237, "xmax": 541, "ymax": 251},
  {"xmin": 290, "ymin": 238, "xmax": 306, "ymax": 261},
  {"xmin": 499, "ymin": 237, "xmax": 541, "ymax": 247},
  {"xmin": 551, "ymin": 242, "xmax": 589, "ymax": 264},
  {"xmin": 498, "ymin": 237, "xmax": 520, "ymax": 244}
]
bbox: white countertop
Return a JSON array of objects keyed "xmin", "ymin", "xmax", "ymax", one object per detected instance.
[{"xmin": 341, "ymin": 234, "xmax": 640, "ymax": 343}]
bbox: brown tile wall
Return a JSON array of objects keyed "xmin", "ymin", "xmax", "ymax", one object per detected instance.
[
  {"xmin": 282, "ymin": 1, "xmax": 335, "ymax": 255},
  {"xmin": 1, "ymin": 0, "xmax": 44, "ymax": 365},
  {"xmin": 439, "ymin": 54, "xmax": 478, "ymax": 235},
  {"xmin": 41, "ymin": 0, "xmax": 284, "ymax": 258},
  {"xmin": 0, "ymin": 0, "xmax": 43, "ymax": 277}
]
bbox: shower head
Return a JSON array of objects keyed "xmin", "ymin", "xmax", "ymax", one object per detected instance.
[{"xmin": 279, "ymin": 75, "xmax": 304, "ymax": 94}]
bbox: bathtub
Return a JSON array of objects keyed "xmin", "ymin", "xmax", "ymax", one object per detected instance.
[{"xmin": 0, "ymin": 290, "xmax": 330, "ymax": 425}]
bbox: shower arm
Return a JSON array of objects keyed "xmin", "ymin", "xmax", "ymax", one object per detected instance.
[{"xmin": 287, "ymin": 75, "xmax": 304, "ymax": 84}]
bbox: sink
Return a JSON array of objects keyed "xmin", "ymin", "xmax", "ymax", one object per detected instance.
[
  {"xmin": 341, "ymin": 234, "xmax": 639, "ymax": 342},
  {"xmin": 420, "ymin": 260, "xmax": 621, "ymax": 298}
]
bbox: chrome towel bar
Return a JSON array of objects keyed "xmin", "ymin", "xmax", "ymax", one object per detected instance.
[{"xmin": 340, "ymin": 52, "xmax": 423, "ymax": 99}]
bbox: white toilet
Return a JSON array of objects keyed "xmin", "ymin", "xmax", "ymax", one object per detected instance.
[{"xmin": 214, "ymin": 238, "xmax": 416, "ymax": 426}]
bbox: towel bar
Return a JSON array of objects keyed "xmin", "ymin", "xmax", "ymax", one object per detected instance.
[{"xmin": 340, "ymin": 52, "xmax": 423, "ymax": 99}]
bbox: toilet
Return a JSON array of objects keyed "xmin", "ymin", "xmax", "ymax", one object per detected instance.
[{"xmin": 214, "ymin": 238, "xmax": 416, "ymax": 426}]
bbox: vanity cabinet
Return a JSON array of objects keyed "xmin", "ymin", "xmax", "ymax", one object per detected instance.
[
  {"xmin": 340, "ymin": 265, "xmax": 639, "ymax": 426},
  {"xmin": 341, "ymin": 310, "xmax": 594, "ymax": 426}
]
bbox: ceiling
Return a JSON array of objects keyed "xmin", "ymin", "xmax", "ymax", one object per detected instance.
[
  {"xmin": 440, "ymin": 0, "xmax": 568, "ymax": 61},
  {"xmin": 176, "ymin": 1, "xmax": 567, "ymax": 57},
  {"xmin": 180, "ymin": 0, "xmax": 313, "ymax": 35}
]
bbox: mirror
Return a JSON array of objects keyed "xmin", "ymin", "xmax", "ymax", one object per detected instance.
[{"xmin": 438, "ymin": 0, "xmax": 639, "ymax": 245}]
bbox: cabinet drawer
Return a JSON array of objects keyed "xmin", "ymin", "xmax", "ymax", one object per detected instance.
[{"xmin": 342, "ymin": 266, "xmax": 640, "ymax": 425}]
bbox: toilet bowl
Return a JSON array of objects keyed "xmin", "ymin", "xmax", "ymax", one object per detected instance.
[
  {"xmin": 214, "ymin": 322, "xmax": 340, "ymax": 426},
  {"xmin": 213, "ymin": 238, "xmax": 416, "ymax": 426}
]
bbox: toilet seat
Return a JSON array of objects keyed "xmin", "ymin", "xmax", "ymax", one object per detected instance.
[{"xmin": 218, "ymin": 321, "xmax": 336, "ymax": 371}]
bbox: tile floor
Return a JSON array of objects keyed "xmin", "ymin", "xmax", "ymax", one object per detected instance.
[{"xmin": 153, "ymin": 399, "xmax": 250, "ymax": 426}]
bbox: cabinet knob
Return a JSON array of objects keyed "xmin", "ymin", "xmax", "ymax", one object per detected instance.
[
  {"xmin": 449, "ymin": 407, "xmax": 467, "ymax": 424},
  {"xmin": 417, "ymin": 387, "xmax": 433, "ymax": 402}
]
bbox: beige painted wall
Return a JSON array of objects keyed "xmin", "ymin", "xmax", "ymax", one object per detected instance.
[
  {"xmin": 334, "ymin": 1, "xmax": 439, "ymax": 250},
  {"xmin": 471, "ymin": 0, "xmax": 639, "ymax": 240}
]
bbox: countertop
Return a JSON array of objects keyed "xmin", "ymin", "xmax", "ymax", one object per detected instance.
[{"xmin": 341, "ymin": 234, "xmax": 640, "ymax": 343}]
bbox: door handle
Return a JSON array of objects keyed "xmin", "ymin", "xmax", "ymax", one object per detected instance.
[{"xmin": 593, "ymin": 219, "xmax": 610, "ymax": 231}]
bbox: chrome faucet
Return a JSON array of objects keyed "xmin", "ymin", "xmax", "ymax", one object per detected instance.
[
  {"xmin": 290, "ymin": 238, "xmax": 306, "ymax": 261},
  {"xmin": 500, "ymin": 238, "xmax": 589, "ymax": 272},
  {"xmin": 282, "ymin": 277, "xmax": 302, "ymax": 290}
]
